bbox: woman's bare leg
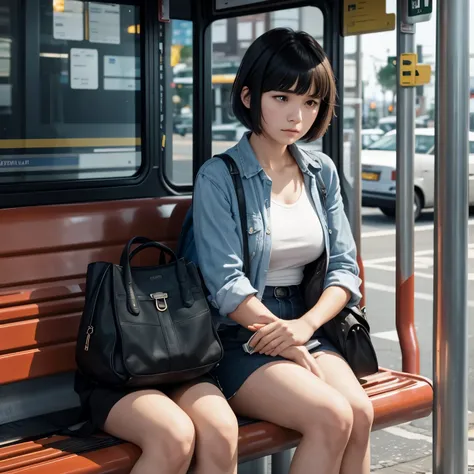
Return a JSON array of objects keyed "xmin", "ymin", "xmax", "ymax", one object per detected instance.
[
  {"xmin": 170, "ymin": 381, "xmax": 239, "ymax": 474},
  {"xmin": 314, "ymin": 352, "xmax": 374, "ymax": 474},
  {"xmin": 103, "ymin": 389, "xmax": 195, "ymax": 474},
  {"xmin": 229, "ymin": 360, "xmax": 354, "ymax": 474}
]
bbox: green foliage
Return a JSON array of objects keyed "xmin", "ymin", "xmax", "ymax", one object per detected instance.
[{"xmin": 377, "ymin": 63, "xmax": 397, "ymax": 94}]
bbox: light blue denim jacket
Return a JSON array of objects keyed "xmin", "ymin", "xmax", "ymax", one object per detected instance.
[{"xmin": 182, "ymin": 132, "xmax": 362, "ymax": 326}]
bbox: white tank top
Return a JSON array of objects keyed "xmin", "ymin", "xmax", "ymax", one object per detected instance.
[{"xmin": 266, "ymin": 186, "xmax": 325, "ymax": 287}]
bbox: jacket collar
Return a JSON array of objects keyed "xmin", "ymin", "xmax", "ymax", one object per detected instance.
[{"xmin": 229, "ymin": 132, "xmax": 322, "ymax": 179}]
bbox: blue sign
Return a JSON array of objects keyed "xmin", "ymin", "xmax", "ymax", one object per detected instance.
[{"xmin": 172, "ymin": 20, "xmax": 192, "ymax": 47}]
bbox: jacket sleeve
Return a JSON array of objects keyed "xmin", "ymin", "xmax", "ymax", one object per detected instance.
[
  {"xmin": 321, "ymin": 155, "xmax": 362, "ymax": 307},
  {"xmin": 193, "ymin": 166, "xmax": 258, "ymax": 317}
]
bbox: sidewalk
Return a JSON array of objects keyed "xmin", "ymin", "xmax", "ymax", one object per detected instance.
[{"xmin": 372, "ymin": 413, "xmax": 474, "ymax": 473}]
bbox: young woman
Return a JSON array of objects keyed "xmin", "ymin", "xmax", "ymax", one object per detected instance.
[{"xmin": 189, "ymin": 28, "xmax": 373, "ymax": 474}]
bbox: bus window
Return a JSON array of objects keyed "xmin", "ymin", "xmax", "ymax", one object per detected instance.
[
  {"xmin": 211, "ymin": 7, "xmax": 324, "ymax": 157},
  {"xmin": 0, "ymin": 0, "xmax": 141, "ymax": 184},
  {"xmin": 168, "ymin": 19, "xmax": 193, "ymax": 185}
]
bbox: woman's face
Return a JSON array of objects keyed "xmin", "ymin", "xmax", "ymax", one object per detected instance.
[{"xmin": 242, "ymin": 83, "xmax": 321, "ymax": 145}]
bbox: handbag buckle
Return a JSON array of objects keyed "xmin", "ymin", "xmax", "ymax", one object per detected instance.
[{"xmin": 150, "ymin": 292, "xmax": 168, "ymax": 312}]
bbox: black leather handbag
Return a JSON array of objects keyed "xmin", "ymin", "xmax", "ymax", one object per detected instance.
[
  {"xmin": 299, "ymin": 169, "xmax": 379, "ymax": 379},
  {"xmin": 75, "ymin": 236, "xmax": 223, "ymax": 388}
]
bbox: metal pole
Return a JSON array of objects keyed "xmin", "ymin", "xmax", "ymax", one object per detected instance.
[
  {"xmin": 271, "ymin": 449, "xmax": 294, "ymax": 474},
  {"xmin": 239, "ymin": 457, "xmax": 268, "ymax": 474},
  {"xmin": 352, "ymin": 35, "xmax": 365, "ymax": 306},
  {"xmin": 344, "ymin": 36, "xmax": 365, "ymax": 306},
  {"xmin": 350, "ymin": 34, "xmax": 362, "ymax": 251},
  {"xmin": 396, "ymin": 1, "xmax": 419, "ymax": 374},
  {"xmin": 433, "ymin": 0, "xmax": 470, "ymax": 469}
]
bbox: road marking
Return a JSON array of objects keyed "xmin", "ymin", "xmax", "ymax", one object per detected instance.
[
  {"xmin": 364, "ymin": 263, "xmax": 434, "ymax": 279},
  {"xmin": 366, "ymin": 265, "xmax": 474, "ymax": 281},
  {"xmin": 361, "ymin": 218, "xmax": 474, "ymax": 238},
  {"xmin": 366, "ymin": 282, "xmax": 431, "ymax": 301},
  {"xmin": 383, "ymin": 425, "xmax": 432, "ymax": 443},
  {"xmin": 383, "ymin": 425, "xmax": 474, "ymax": 466},
  {"xmin": 364, "ymin": 243, "xmax": 474, "ymax": 266},
  {"xmin": 372, "ymin": 330, "xmax": 399, "ymax": 342},
  {"xmin": 365, "ymin": 281, "xmax": 474, "ymax": 308}
]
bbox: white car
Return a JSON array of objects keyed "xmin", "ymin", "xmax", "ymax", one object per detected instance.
[
  {"xmin": 360, "ymin": 128, "xmax": 385, "ymax": 149},
  {"xmin": 361, "ymin": 128, "xmax": 474, "ymax": 220},
  {"xmin": 212, "ymin": 122, "xmax": 248, "ymax": 141}
]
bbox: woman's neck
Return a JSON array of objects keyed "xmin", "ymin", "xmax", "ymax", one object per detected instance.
[{"xmin": 249, "ymin": 132, "xmax": 293, "ymax": 172}]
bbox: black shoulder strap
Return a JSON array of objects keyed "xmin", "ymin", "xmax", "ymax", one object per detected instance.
[{"xmin": 215, "ymin": 154, "xmax": 250, "ymax": 278}]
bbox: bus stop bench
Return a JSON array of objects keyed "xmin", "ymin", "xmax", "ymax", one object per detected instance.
[{"xmin": 0, "ymin": 197, "xmax": 433, "ymax": 473}]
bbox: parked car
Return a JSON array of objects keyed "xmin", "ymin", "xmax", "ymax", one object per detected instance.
[
  {"xmin": 377, "ymin": 116, "xmax": 428, "ymax": 134},
  {"xmin": 361, "ymin": 128, "xmax": 385, "ymax": 149},
  {"xmin": 212, "ymin": 122, "xmax": 247, "ymax": 141},
  {"xmin": 361, "ymin": 128, "xmax": 474, "ymax": 220}
]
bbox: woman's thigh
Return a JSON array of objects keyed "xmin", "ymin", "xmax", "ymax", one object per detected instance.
[
  {"xmin": 313, "ymin": 352, "xmax": 374, "ymax": 427},
  {"xmin": 103, "ymin": 389, "xmax": 195, "ymax": 449},
  {"xmin": 312, "ymin": 352, "xmax": 370, "ymax": 403},
  {"xmin": 228, "ymin": 360, "xmax": 352, "ymax": 433},
  {"xmin": 169, "ymin": 381, "xmax": 238, "ymax": 437}
]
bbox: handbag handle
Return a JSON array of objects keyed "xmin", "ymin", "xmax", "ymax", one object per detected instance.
[
  {"xmin": 121, "ymin": 237, "xmax": 194, "ymax": 315},
  {"xmin": 128, "ymin": 242, "xmax": 167, "ymax": 266},
  {"xmin": 120, "ymin": 236, "xmax": 176, "ymax": 268}
]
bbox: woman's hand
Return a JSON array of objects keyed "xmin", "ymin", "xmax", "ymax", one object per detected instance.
[
  {"xmin": 278, "ymin": 345, "xmax": 325, "ymax": 380},
  {"xmin": 248, "ymin": 315, "xmax": 315, "ymax": 356}
]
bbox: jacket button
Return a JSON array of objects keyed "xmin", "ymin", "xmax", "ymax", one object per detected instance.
[
  {"xmin": 249, "ymin": 227, "xmax": 254, "ymax": 234},
  {"xmin": 328, "ymin": 229, "xmax": 333, "ymax": 234},
  {"xmin": 266, "ymin": 228, "xmax": 271, "ymax": 235}
]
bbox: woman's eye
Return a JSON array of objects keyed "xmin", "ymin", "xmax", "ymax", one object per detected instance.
[
  {"xmin": 307, "ymin": 100, "xmax": 319, "ymax": 107},
  {"xmin": 274, "ymin": 95, "xmax": 287, "ymax": 102}
]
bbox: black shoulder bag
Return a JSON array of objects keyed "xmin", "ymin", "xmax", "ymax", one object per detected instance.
[
  {"xmin": 76, "ymin": 236, "xmax": 223, "ymax": 388},
  {"xmin": 300, "ymin": 169, "xmax": 378, "ymax": 379}
]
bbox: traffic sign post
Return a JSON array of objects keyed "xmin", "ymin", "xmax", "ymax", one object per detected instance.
[{"xmin": 404, "ymin": 0, "xmax": 432, "ymax": 24}]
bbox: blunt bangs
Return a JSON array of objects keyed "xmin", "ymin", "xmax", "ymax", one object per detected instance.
[
  {"xmin": 263, "ymin": 44, "xmax": 332, "ymax": 100},
  {"xmin": 232, "ymin": 28, "xmax": 337, "ymax": 141}
]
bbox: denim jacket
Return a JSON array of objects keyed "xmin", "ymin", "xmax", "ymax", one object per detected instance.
[{"xmin": 181, "ymin": 132, "xmax": 362, "ymax": 326}]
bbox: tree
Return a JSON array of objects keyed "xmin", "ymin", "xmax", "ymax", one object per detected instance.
[
  {"xmin": 180, "ymin": 46, "xmax": 192, "ymax": 63},
  {"xmin": 377, "ymin": 63, "xmax": 397, "ymax": 108}
]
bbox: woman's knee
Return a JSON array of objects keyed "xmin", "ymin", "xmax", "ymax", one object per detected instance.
[
  {"xmin": 142, "ymin": 412, "xmax": 196, "ymax": 469},
  {"xmin": 349, "ymin": 394, "xmax": 374, "ymax": 443},
  {"xmin": 303, "ymin": 393, "xmax": 354, "ymax": 448},
  {"xmin": 195, "ymin": 408, "xmax": 239, "ymax": 468}
]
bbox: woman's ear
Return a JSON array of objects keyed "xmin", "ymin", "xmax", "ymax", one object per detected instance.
[{"xmin": 241, "ymin": 87, "xmax": 251, "ymax": 109}]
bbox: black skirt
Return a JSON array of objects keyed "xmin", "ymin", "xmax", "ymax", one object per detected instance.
[
  {"xmin": 74, "ymin": 371, "xmax": 219, "ymax": 432},
  {"xmin": 211, "ymin": 285, "xmax": 340, "ymax": 400}
]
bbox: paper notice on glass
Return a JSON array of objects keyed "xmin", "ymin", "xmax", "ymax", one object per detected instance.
[
  {"xmin": 104, "ymin": 77, "xmax": 140, "ymax": 91},
  {"xmin": 104, "ymin": 56, "xmax": 138, "ymax": 78},
  {"xmin": 53, "ymin": 0, "xmax": 84, "ymax": 41},
  {"xmin": 70, "ymin": 48, "xmax": 98, "ymax": 89},
  {"xmin": 88, "ymin": 3, "xmax": 121, "ymax": 44}
]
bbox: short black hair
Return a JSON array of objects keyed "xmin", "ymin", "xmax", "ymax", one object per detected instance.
[{"xmin": 231, "ymin": 28, "xmax": 337, "ymax": 142}]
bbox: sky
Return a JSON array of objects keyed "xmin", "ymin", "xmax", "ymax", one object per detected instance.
[{"xmin": 345, "ymin": 0, "xmax": 474, "ymax": 104}]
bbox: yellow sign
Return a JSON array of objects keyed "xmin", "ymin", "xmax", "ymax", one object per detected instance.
[
  {"xmin": 171, "ymin": 45, "xmax": 183, "ymax": 67},
  {"xmin": 127, "ymin": 24, "xmax": 141, "ymax": 34},
  {"xmin": 400, "ymin": 53, "xmax": 417, "ymax": 86},
  {"xmin": 342, "ymin": 0, "xmax": 396, "ymax": 36},
  {"xmin": 53, "ymin": 0, "xmax": 65, "ymax": 13},
  {"xmin": 415, "ymin": 64, "xmax": 431, "ymax": 86},
  {"xmin": 399, "ymin": 53, "xmax": 432, "ymax": 87}
]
